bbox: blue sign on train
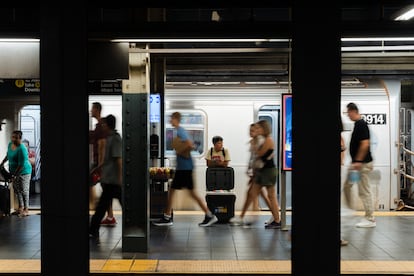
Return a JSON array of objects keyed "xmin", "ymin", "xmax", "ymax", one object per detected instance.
[{"xmin": 282, "ymin": 94, "xmax": 292, "ymax": 171}]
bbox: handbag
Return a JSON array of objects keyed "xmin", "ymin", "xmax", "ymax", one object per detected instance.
[{"xmin": 89, "ymin": 171, "xmax": 101, "ymax": 186}]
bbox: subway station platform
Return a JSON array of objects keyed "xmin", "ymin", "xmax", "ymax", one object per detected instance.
[{"xmin": 1, "ymin": 197, "xmax": 414, "ymax": 274}]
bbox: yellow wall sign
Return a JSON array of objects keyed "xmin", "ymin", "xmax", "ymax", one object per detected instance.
[{"xmin": 15, "ymin": 79, "xmax": 25, "ymax": 88}]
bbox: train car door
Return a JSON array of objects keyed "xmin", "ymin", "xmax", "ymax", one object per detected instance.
[
  {"xmin": 20, "ymin": 105, "xmax": 41, "ymax": 208},
  {"xmin": 258, "ymin": 105, "xmax": 291, "ymax": 209}
]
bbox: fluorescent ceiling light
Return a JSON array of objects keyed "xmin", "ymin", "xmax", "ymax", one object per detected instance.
[
  {"xmin": 341, "ymin": 78, "xmax": 361, "ymax": 84},
  {"xmin": 342, "ymin": 37, "xmax": 414, "ymax": 42},
  {"xmin": 245, "ymin": 81, "xmax": 278, "ymax": 85},
  {"xmin": 111, "ymin": 38, "xmax": 289, "ymax": 43},
  {"xmin": 0, "ymin": 38, "xmax": 39, "ymax": 42},
  {"xmin": 342, "ymin": 45, "xmax": 414, "ymax": 51},
  {"xmin": 196, "ymin": 81, "xmax": 241, "ymax": 85},
  {"xmin": 395, "ymin": 6, "xmax": 414, "ymax": 20}
]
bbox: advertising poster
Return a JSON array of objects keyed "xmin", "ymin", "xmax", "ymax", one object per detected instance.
[
  {"xmin": 282, "ymin": 94, "xmax": 292, "ymax": 171},
  {"xmin": 150, "ymin": 93, "xmax": 161, "ymax": 123}
]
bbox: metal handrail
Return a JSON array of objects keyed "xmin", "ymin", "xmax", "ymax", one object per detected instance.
[
  {"xmin": 398, "ymin": 142, "xmax": 414, "ymax": 190},
  {"xmin": 400, "ymin": 170, "xmax": 414, "ymax": 181},
  {"xmin": 400, "ymin": 143, "xmax": 414, "ymax": 156}
]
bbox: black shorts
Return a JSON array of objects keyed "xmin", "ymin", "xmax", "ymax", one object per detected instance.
[{"xmin": 170, "ymin": 170, "xmax": 194, "ymax": 190}]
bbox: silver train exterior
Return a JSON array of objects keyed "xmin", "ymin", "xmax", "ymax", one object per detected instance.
[{"xmin": 89, "ymin": 77, "xmax": 402, "ymax": 212}]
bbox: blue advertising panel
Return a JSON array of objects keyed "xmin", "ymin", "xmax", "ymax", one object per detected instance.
[
  {"xmin": 150, "ymin": 94, "xmax": 161, "ymax": 123},
  {"xmin": 282, "ymin": 94, "xmax": 292, "ymax": 171}
]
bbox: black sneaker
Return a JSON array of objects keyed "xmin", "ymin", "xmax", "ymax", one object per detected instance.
[
  {"xmin": 89, "ymin": 230, "xmax": 100, "ymax": 244},
  {"xmin": 264, "ymin": 220, "xmax": 281, "ymax": 229},
  {"xmin": 199, "ymin": 215, "xmax": 218, "ymax": 227},
  {"xmin": 152, "ymin": 215, "xmax": 173, "ymax": 226}
]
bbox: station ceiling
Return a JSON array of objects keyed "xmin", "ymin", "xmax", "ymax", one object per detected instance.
[{"xmin": 3, "ymin": 6, "xmax": 414, "ymax": 83}]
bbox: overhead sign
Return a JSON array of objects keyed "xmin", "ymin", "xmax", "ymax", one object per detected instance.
[
  {"xmin": 0, "ymin": 79, "xmax": 127, "ymax": 95},
  {"xmin": 0, "ymin": 79, "xmax": 40, "ymax": 94},
  {"xmin": 88, "ymin": 80, "xmax": 122, "ymax": 94}
]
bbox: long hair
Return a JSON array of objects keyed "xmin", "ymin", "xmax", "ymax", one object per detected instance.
[{"xmin": 256, "ymin": 120, "xmax": 271, "ymax": 137}]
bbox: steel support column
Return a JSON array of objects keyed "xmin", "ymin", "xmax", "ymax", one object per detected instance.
[{"xmin": 122, "ymin": 47, "xmax": 150, "ymax": 252}]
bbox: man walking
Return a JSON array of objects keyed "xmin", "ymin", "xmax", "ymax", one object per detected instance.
[
  {"xmin": 152, "ymin": 111, "xmax": 218, "ymax": 227},
  {"xmin": 343, "ymin": 102, "xmax": 375, "ymax": 228},
  {"xmin": 89, "ymin": 115, "xmax": 123, "ymax": 242}
]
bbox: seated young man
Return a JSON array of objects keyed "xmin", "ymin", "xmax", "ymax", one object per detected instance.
[{"xmin": 205, "ymin": 136, "xmax": 231, "ymax": 168}]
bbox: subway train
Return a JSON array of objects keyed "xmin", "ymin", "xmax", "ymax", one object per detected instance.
[
  {"xmin": 85, "ymin": 76, "xmax": 405, "ymax": 213},
  {"xmin": 0, "ymin": 76, "xmax": 406, "ymax": 213}
]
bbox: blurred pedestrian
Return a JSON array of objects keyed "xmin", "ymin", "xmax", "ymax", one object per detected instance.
[
  {"xmin": 230, "ymin": 120, "xmax": 281, "ymax": 228},
  {"xmin": 89, "ymin": 102, "xmax": 116, "ymax": 226},
  {"xmin": 89, "ymin": 115, "xmax": 123, "ymax": 242},
  {"xmin": 343, "ymin": 102, "xmax": 375, "ymax": 228},
  {"xmin": 1, "ymin": 130, "xmax": 32, "ymax": 217},
  {"xmin": 153, "ymin": 111, "xmax": 218, "ymax": 227}
]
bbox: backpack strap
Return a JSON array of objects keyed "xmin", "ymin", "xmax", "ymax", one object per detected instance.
[{"xmin": 211, "ymin": 147, "xmax": 226, "ymax": 158}]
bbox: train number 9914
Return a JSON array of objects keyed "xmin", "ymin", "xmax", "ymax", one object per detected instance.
[{"xmin": 361, "ymin": 113, "xmax": 386, "ymax": 125}]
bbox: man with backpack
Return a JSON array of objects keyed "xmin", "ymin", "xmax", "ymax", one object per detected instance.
[{"xmin": 205, "ymin": 136, "xmax": 231, "ymax": 168}]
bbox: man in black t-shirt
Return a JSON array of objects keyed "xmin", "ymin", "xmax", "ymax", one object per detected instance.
[{"xmin": 343, "ymin": 102, "xmax": 375, "ymax": 228}]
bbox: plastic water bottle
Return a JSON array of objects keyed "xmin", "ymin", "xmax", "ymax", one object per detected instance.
[{"xmin": 349, "ymin": 170, "xmax": 360, "ymax": 185}]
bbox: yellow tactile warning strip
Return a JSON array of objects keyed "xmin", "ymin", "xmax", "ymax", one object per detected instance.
[
  {"xmin": 130, "ymin": 260, "xmax": 159, "ymax": 272},
  {"xmin": 102, "ymin": 259, "xmax": 134, "ymax": 271},
  {"xmin": 0, "ymin": 260, "xmax": 40, "ymax": 273},
  {"xmin": 1, "ymin": 260, "xmax": 414, "ymax": 274},
  {"xmin": 155, "ymin": 260, "xmax": 291, "ymax": 273}
]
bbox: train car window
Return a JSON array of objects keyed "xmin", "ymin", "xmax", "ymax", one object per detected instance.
[
  {"xmin": 88, "ymin": 95, "xmax": 123, "ymax": 136},
  {"xmin": 406, "ymin": 109, "xmax": 412, "ymax": 135},
  {"xmin": 258, "ymin": 105, "xmax": 280, "ymax": 169},
  {"xmin": 165, "ymin": 110, "xmax": 206, "ymax": 158},
  {"xmin": 400, "ymin": 108, "xmax": 406, "ymax": 135},
  {"xmin": 20, "ymin": 105, "xmax": 41, "ymax": 154}
]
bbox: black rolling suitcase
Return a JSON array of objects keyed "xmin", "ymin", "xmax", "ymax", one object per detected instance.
[
  {"xmin": 0, "ymin": 165, "xmax": 11, "ymax": 216},
  {"xmin": 0, "ymin": 183, "xmax": 10, "ymax": 216},
  {"xmin": 205, "ymin": 167, "xmax": 236, "ymax": 223},
  {"xmin": 205, "ymin": 167, "xmax": 234, "ymax": 191},
  {"xmin": 206, "ymin": 192, "xmax": 236, "ymax": 223}
]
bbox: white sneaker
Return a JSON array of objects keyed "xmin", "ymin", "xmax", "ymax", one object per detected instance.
[
  {"xmin": 229, "ymin": 217, "xmax": 244, "ymax": 226},
  {"xmin": 355, "ymin": 218, "xmax": 376, "ymax": 228}
]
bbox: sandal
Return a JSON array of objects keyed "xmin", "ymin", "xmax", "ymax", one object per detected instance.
[{"xmin": 18, "ymin": 211, "xmax": 29, "ymax": 217}]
